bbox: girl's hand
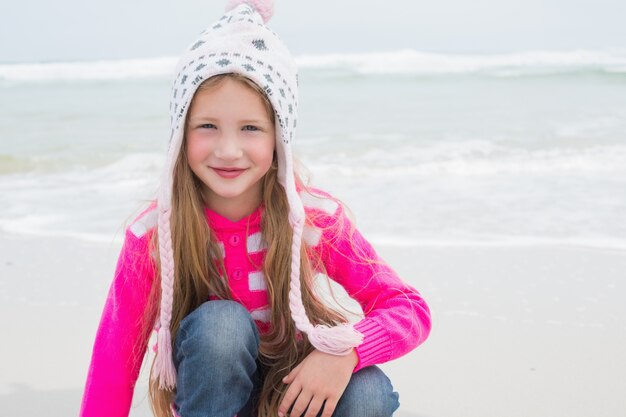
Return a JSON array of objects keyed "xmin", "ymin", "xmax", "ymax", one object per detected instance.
[{"xmin": 278, "ymin": 348, "xmax": 359, "ymax": 417}]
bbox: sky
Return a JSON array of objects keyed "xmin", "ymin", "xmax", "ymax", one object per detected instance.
[{"xmin": 1, "ymin": 0, "xmax": 626, "ymax": 63}]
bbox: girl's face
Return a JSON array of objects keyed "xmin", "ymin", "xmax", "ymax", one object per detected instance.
[{"xmin": 186, "ymin": 77, "xmax": 275, "ymax": 217}]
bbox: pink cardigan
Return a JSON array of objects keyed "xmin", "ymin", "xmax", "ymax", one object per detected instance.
[{"xmin": 80, "ymin": 188, "xmax": 431, "ymax": 417}]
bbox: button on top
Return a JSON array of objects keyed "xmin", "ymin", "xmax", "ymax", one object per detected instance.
[
  {"xmin": 229, "ymin": 234, "xmax": 241, "ymax": 246},
  {"xmin": 233, "ymin": 268, "xmax": 244, "ymax": 280}
]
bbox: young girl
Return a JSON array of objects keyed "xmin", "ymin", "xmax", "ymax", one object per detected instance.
[{"xmin": 80, "ymin": 1, "xmax": 431, "ymax": 417}]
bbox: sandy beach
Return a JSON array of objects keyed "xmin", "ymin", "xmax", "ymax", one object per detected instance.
[{"xmin": 0, "ymin": 232, "xmax": 624, "ymax": 417}]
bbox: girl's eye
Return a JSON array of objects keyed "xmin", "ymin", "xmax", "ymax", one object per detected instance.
[{"xmin": 197, "ymin": 124, "xmax": 259, "ymax": 131}]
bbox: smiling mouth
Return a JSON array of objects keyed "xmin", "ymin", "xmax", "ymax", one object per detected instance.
[{"xmin": 212, "ymin": 167, "xmax": 246, "ymax": 178}]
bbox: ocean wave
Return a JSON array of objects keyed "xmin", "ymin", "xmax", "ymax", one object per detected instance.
[
  {"xmin": 306, "ymin": 141, "xmax": 626, "ymax": 178},
  {"xmin": 3, "ymin": 49, "xmax": 626, "ymax": 82},
  {"xmin": 1, "ymin": 149, "xmax": 624, "ymax": 246},
  {"xmin": 3, "ymin": 141, "xmax": 626, "ymax": 178},
  {"xmin": 0, "ymin": 57, "xmax": 178, "ymax": 82},
  {"xmin": 296, "ymin": 49, "xmax": 626, "ymax": 77},
  {"xmin": 0, "ymin": 152, "xmax": 164, "ymax": 176}
]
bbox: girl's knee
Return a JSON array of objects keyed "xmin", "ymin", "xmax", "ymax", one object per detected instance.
[
  {"xmin": 336, "ymin": 366, "xmax": 400, "ymax": 417},
  {"xmin": 175, "ymin": 300, "xmax": 260, "ymax": 362},
  {"xmin": 182, "ymin": 300, "xmax": 254, "ymax": 327}
]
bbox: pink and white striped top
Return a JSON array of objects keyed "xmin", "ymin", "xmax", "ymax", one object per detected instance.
[{"xmin": 80, "ymin": 187, "xmax": 431, "ymax": 417}]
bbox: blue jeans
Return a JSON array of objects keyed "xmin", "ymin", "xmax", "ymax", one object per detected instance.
[{"xmin": 173, "ymin": 300, "xmax": 400, "ymax": 417}]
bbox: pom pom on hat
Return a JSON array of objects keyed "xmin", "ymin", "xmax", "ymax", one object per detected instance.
[{"xmin": 225, "ymin": 0, "xmax": 275, "ymax": 23}]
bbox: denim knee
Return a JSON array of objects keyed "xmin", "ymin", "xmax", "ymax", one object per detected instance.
[
  {"xmin": 334, "ymin": 366, "xmax": 400, "ymax": 417},
  {"xmin": 174, "ymin": 300, "xmax": 260, "ymax": 368}
]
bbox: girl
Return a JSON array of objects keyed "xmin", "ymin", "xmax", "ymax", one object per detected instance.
[{"xmin": 80, "ymin": 1, "xmax": 431, "ymax": 417}]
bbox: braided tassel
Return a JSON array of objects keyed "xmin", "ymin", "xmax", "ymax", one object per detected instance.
[
  {"xmin": 287, "ymin": 201, "xmax": 363, "ymax": 356},
  {"xmin": 151, "ymin": 205, "xmax": 178, "ymax": 390}
]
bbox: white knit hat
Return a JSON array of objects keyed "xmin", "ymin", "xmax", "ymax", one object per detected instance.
[{"xmin": 152, "ymin": 0, "xmax": 363, "ymax": 390}]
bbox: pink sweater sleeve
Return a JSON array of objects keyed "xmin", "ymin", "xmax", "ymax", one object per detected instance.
[
  {"xmin": 80, "ymin": 226, "xmax": 157, "ymax": 417},
  {"xmin": 312, "ymin": 202, "xmax": 432, "ymax": 373}
]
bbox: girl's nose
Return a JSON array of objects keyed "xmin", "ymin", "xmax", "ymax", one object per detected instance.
[{"xmin": 214, "ymin": 134, "xmax": 243, "ymax": 160}]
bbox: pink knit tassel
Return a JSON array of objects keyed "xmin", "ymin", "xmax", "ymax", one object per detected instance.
[
  {"xmin": 153, "ymin": 327, "xmax": 177, "ymax": 390},
  {"xmin": 307, "ymin": 324, "xmax": 364, "ymax": 356},
  {"xmin": 225, "ymin": 0, "xmax": 275, "ymax": 23}
]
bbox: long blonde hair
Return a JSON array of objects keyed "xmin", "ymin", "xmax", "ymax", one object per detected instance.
[{"xmin": 139, "ymin": 73, "xmax": 360, "ymax": 417}]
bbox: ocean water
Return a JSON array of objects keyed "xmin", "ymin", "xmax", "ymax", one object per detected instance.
[{"xmin": 1, "ymin": 49, "xmax": 626, "ymax": 249}]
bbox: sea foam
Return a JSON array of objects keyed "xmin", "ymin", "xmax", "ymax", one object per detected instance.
[{"xmin": 3, "ymin": 49, "xmax": 626, "ymax": 82}]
